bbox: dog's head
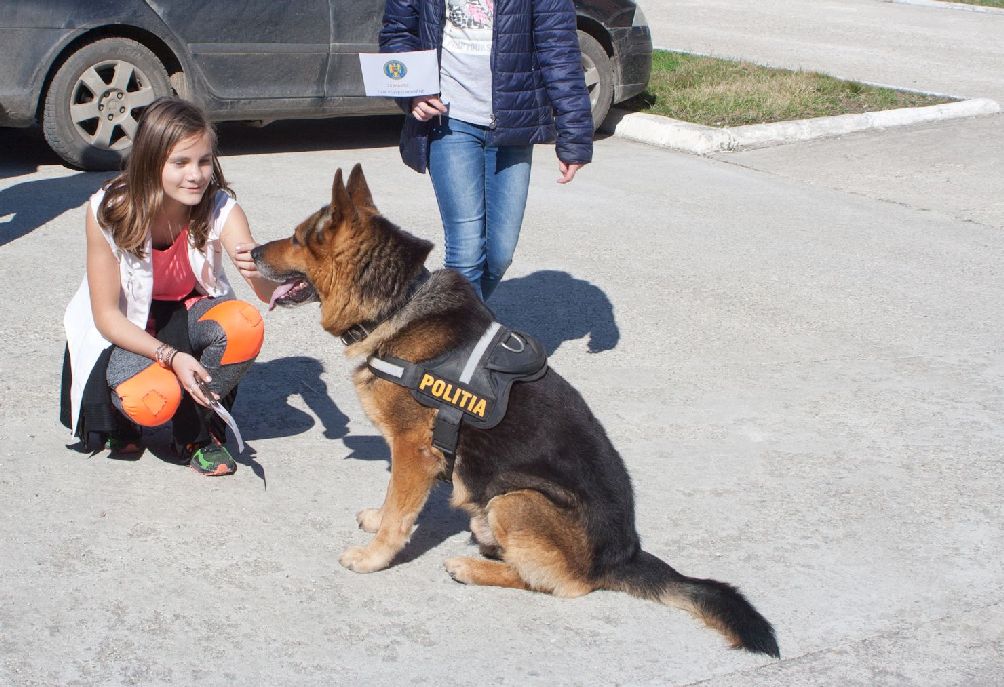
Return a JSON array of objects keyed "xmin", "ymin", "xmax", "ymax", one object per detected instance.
[{"xmin": 252, "ymin": 164, "xmax": 433, "ymax": 336}]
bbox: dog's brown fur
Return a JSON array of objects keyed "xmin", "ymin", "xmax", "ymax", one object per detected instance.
[{"xmin": 252, "ymin": 166, "xmax": 779, "ymax": 656}]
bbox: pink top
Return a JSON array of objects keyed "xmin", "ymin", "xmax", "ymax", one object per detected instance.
[{"xmin": 152, "ymin": 227, "xmax": 197, "ymax": 301}]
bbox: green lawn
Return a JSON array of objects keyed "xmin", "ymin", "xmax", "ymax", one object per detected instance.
[
  {"xmin": 621, "ymin": 51, "xmax": 955, "ymax": 128},
  {"xmin": 939, "ymin": 0, "xmax": 1004, "ymax": 7}
]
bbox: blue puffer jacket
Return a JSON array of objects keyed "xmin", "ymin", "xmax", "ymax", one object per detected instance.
[{"xmin": 380, "ymin": 0, "xmax": 594, "ymax": 173}]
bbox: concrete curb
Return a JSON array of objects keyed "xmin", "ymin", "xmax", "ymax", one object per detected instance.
[
  {"xmin": 600, "ymin": 98, "xmax": 1001, "ymax": 155},
  {"xmin": 886, "ymin": 0, "xmax": 1004, "ymax": 15}
]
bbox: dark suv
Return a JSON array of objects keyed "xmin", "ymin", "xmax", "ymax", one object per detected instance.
[{"xmin": 0, "ymin": 1, "xmax": 651, "ymax": 170}]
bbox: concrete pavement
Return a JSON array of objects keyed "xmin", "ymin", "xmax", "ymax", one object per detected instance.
[{"xmin": 640, "ymin": 0, "xmax": 1004, "ymax": 231}]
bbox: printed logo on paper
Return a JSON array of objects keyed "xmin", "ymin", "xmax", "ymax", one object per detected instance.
[{"xmin": 384, "ymin": 60, "xmax": 408, "ymax": 80}]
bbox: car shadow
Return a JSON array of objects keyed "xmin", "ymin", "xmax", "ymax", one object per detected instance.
[
  {"xmin": 216, "ymin": 114, "xmax": 403, "ymax": 157},
  {"xmin": 0, "ymin": 125, "xmax": 64, "ymax": 179},
  {"xmin": 489, "ymin": 270, "xmax": 620, "ymax": 355}
]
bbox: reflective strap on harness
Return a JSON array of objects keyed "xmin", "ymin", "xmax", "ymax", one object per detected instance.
[
  {"xmin": 366, "ymin": 321, "xmax": 547, "ymax": 461},
  {"xmin": 368, "ymin": 354, "xmax": 465, "ymax": 455},
  {"xmin": 460, "ymin": 322, "xmax": 501, "ymax": 383},
  {"xmin": 368, "ymin": 356, "xmax": 406, "ymax": 379},
  {"xmin": 367, "ymin": 323, "xmax": 494, "ymax": 457}
]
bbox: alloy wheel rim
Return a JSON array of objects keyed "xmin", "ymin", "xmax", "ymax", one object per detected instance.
[
  {"xmin": 69, "ymin": 59, "xmax": 158, "ymax": 150},
  {"xmin": 582, "ymin": 55, "xmax": 601, "ymax": 107}
]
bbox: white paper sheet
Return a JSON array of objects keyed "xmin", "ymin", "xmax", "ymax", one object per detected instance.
[
  {"xmin": 210, "ymin": 401, "xmax": 245, "ymax": 454},
  {"xmin": 359, "ymin": 50, "xmax": 439, "ymax": 98}
]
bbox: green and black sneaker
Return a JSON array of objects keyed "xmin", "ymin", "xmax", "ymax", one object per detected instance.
[{"xmin": 187, "ymin": 441, "xmax": 237, "ymax": 477}]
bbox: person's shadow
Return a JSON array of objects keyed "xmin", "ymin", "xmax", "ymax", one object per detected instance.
[
  {"xmin": 0, "ymin": 125, "xmax": 110, "ymax": 245},
  {"xmin": 0, "ymin": 172, "xmax": 109, "ymax": 246},
  {"xmin": 489, "ymin": 270, "xmax": 620, "ymax": 355}
]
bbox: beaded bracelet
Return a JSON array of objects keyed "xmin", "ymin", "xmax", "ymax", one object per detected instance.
[{"xmin": 154, "ymin": 343, "xmax": 178, "ymax": 370}]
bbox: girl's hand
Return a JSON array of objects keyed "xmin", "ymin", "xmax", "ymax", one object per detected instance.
[
  {"xmin": 233, "ymin": 242, "xmax": 263, "ymax": 281},
  {"xmin": 558, "ymin": 161, "xmax": 586, "ymax": 184},
  {"xmin": 171, "ymin": 352, "xmax": 218, "ymax": 407},
  {"xmin": 411, "ymin": 95, "xmax": 447, "ymax": 122}
]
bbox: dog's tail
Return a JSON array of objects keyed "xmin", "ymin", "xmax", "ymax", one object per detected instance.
[{"xmin": 604, "ymin": 550, "xmax": 779, "ymax": 657}]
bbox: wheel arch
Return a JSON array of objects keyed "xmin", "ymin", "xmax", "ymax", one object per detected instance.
[
  {"xmin": 576, "ymin": 16, "xmax": 614, "ymax": 59},
  {"xmin": 35, "ymin": 26, "xmax": 186, "ymax": 121}
]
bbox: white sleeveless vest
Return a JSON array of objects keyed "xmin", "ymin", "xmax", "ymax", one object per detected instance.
[{"xmin": 63, "ymin": 189, "xmax": 236, "ymax": 433}]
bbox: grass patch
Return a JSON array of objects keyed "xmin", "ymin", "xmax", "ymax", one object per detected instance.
[
  {"xmin": 621, "ymin": 51, "xmax": 955, "ymax": 127},
  {"xmin": 939, "ymin": 0, "xmax": 1004, "ymax": 6}
]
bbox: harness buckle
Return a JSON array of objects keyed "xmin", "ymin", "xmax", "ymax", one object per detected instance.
[{"xmin": 340, "ymin": 323, "xmax": 370, "ymax": 346}]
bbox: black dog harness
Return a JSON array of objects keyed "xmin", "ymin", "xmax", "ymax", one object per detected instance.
[{"xmin": 366, "ymin": 322, "xmax": 548, "ymax": 458}]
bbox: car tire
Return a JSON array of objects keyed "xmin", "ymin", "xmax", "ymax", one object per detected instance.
[
  {"xmin": 42, "ymin": 38, "xmax": 171, "ymax": 171},
  {"xmin": 577, "ymin": 30, "xmax": 614, "ymax": 130}
]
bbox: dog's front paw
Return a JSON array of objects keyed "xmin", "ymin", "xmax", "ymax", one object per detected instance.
[
  {"xmin": 356, "ymin": 508, "xmax": 382, "ymax": 533},
  {"xmin": 339, "ymin": 544, "xmax": 393, "ymax": 573},
  {"xmin": 444, "ymin": 556, "xmax": 476, "ymax": 585}
]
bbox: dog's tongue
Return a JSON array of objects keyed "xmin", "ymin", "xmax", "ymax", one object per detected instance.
[{"xmin": 268, "ymin": 278, "xmax": 298, "ymax": 311}]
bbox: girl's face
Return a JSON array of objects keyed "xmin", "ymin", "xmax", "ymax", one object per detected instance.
[{"xmin": 161, "ymin": 131, "xmax": 213, "ymax": 207}]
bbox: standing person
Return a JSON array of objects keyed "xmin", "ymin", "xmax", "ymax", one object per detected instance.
[
  {"xmin": 380, "ymin": 0, "xmax": 593, "ymax": 300},
  {"xmin": 61, "ymin": 97, "xmax": 277, "ymax": 476}
]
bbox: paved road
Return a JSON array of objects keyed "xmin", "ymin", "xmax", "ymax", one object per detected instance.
[
  {"xmin": 644, "ymin": 0, "xmax": 1004, "ymax": 100},
  {"xmin": 2, "ymin": 2, "xmax": 1003, "ymax": 685},
  {"xmin": 644, "ymin": 0, "xmax": 1004, "ymax": 232}
]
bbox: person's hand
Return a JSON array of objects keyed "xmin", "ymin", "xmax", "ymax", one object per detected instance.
[
  {"xmin": 558, "ymin": 161, "xmax": 586, "ymax": 184},
  {"xmin": 171, "ymin": 352, "xmax": 218, "ymax": 408},
  {"xmin": 411, "ymin": 95, "xmax": 447, "ymax": 122},
  {"xmin": 233, "ymin": 242, "xmax": 265, "ymax": 281}
]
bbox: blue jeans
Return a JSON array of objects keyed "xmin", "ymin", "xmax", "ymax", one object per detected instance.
[{"xmin": 428, "ymin": 117, "xmax": 533, "ymax": 300}]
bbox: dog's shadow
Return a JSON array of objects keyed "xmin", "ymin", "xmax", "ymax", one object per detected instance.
[
  {"xmin": 490, "ymin": 270, "xmax": 620, "ymax": 355},
  {"xmin": 339, "ymin": 433, "xmax": 470, "ymax": 564},
  {"xmin": 226, "ymin": 356, "xmax": 354, "ymax": 487},
  {"xmin": 395, "ymin": 482, "xmax": 470, "ymax": 565},
  {"xmin": 235, "ymin": 356, "xmax": 350, "ymax": 441}
]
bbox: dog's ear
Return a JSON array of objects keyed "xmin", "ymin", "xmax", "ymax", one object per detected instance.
[
  {"xmin": 346, "ymin": 163, "xmax": 375, "ymax": 211},
  {"xmin": 329, "ymin": 168, "xmax": 352, "ymax": 230}
]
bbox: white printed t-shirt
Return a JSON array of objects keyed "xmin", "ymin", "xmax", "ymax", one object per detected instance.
[{"xmin": 440, "ymin": 0, "xmax": 494, "ymax": 126}]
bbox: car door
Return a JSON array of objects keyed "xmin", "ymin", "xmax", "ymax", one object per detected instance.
[
  {"xmin": 144, "ymin": 0, "xmax": 330, "ymax": 100},
  {"xmin": 325, "ymin": 1, "xmax": 386, "ymax": 97}
]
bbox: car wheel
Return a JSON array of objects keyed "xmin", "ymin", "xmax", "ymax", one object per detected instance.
[
  {"xmin": 577, "ymin": 30, "xmax": 614, "ymax": 130},
  {"xmin": 42, "ymin": 38, "xmax": 171, "ymax": 170}
]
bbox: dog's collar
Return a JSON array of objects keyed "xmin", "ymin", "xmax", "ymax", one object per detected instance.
[{"xmin": 340, "ymin": 268, "xmax": 431, "ymax": 346}]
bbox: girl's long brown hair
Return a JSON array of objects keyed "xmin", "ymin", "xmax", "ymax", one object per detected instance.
[{"xmin": 97, "ymin": 97, "xmax": 234, "ymax": 258}]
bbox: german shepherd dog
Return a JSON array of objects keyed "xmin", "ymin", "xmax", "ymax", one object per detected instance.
[{"xmin": 252, "ymin": 166, "xmax": 779, "ymax": 657}]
